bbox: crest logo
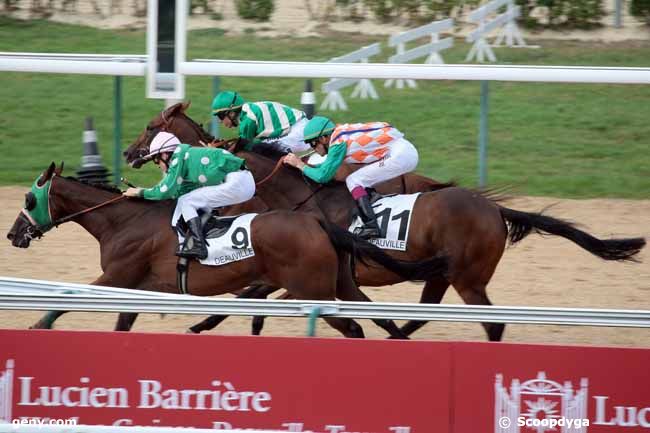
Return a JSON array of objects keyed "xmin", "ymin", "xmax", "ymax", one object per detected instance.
[
  {"xmin": 0, "ymin": 359, "xmax": 14, "ymax": 424},
  {"xmin": 495, "ymin": 371, "xmax": 589, "ymax": 433}
]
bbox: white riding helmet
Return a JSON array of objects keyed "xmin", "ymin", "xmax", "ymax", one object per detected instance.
[{"xmin": 148, "ymin": 131, "xmax": 181, "ymax": 158}]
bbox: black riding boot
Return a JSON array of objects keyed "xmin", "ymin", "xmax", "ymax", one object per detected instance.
[
  {"xmin": 177, "ymin": 217, "xmax": 208, "ymax": 260},
  {"xmin": 354, "ymin": 195, "xmax": 381, "ymax": 240}
]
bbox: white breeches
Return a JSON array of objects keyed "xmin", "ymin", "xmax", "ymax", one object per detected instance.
[
  {"xmin": 345, "ymin": 137, "xmax": 419, "ymax": 192},
  {"xmin": 171, "ymin": 170, "xmax": 256, "ymax": 226},
  {"xmin": 260, "ymin": 118, "xmax": 310, "ymax": 154}
]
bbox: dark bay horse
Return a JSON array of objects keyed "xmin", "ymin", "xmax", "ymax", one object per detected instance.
[
  {"xmin": 122, "ymin": 104, "xmax": 646, "ymax": 342},
  {"xmin": 6, "ymin": 163, "xmax": 449, "ymax": 337}
]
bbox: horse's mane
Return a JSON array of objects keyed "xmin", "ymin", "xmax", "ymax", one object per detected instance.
[
  {"xmin": 64, "ymin": 176, "xmax": 123, "ymax": 194},
  {"xmin": 180, "ymin": 111, "xmax": 215, "ymax": 142},
  {"xmin": 250, "ymin": 145, "xmax": 289, "ymax": 160}
]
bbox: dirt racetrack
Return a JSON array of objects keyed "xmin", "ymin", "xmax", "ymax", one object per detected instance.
[{"xmin": 1, "ymin": 186, "xmax": 648, "ymax": 346}]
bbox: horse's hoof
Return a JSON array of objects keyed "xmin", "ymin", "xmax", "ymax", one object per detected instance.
[
  {"xmin": 387, "ymin": 334, "xmax": 410, "ymax": 340},
  {"xmin": 29, "ymin": 324, "xmax": 50, "ymax": 330},
  {"xmin": 185, "ymin": 328, "xmax": 198, "ymax": 334}
]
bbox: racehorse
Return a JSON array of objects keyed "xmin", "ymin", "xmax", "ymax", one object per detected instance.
[
  {"xmin": 121, "ymin": 104, "xmax": 646, "ymax": 342},
  {"xmin": 6, "ymin": 162, "xmax": 449, "ymax": 338}
]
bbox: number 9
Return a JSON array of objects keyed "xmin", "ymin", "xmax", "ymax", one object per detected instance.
[{"xmin": 231, "ymin": 227, "xmax": 249, "ymax": 249}]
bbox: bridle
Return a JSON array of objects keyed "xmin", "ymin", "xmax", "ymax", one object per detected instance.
[
  {"xmin": 20, "ymin": 176, "xmax": 126, "ymax": 241},
  {"xmin": 135, "ymin": 108, "xmax": 294, "ymax": 188}
]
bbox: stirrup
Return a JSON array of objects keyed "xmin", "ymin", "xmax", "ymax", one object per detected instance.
[
  {"xmin": 176, "ymin": 246, "xmax": 208, "ymax": 260},
  {"xmin": 354, "ymin": 223, "xmax": 381, "ymax": 240},
  {"xmin": 176, "ymin": 236, "xmax": 208, "ymax": 260}
]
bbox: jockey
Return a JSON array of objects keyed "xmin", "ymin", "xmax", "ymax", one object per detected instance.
[
  {"xmin": 283, "ymin": 116, "xmax": 419, "ymax": 240},
  {"xmin": 123, "ymin": 131, "xmax": 255, "ymax": 260},
  {"xmin": 211, "ymin": 90, "xmax": 310, "ymax": 154}
]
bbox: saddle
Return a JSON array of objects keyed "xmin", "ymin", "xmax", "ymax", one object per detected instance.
[{"xmin": 175, "ymin": 210, "xmax": 245, "ymax": 295}]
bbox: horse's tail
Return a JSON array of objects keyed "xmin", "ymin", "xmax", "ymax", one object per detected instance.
[
  {"xmin": 499, "ymin": 206, "xmax": 646, "ymax": 262},
  {"xmin": 318, "ymin": 219, "xmax": 448, "ymax": 281}
]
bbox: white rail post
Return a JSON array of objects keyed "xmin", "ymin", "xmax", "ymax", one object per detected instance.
[
  {"xmin": 466, "ymin": 0, "xmax": 507, "ymax": 62},
  {"xmin": 493, "ymin": 0, "xmax": 528, "ymax": 48},
  {"xmin": 385, "ymin": 18, "xmax": 454, "ymax": 89},
  {"xmin": 320, "ymin": 43, "xmax": 381, "ymax": 112},
  {"xmin": 466, "ymin": 0, "xmax": 536, "ymax": 63}
]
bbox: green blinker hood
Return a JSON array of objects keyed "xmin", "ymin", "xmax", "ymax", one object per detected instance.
[{"xmin": 27, "ymin": 176, "xmax": 53, "ymax": 229}]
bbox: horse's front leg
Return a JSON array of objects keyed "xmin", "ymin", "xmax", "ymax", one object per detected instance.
[
  {"xmin": 30, "ymin": 311, "xmax": 67, "ymax": 329},
  {"xmin": 30, "ymin": 272, "xmax": 131, "ymax": 330},
  {"xmin": 112, "ymin": 276, "xmax": 178, "ymax": 332},
  {"xmin": 115, "ymin": 313, "xmax": 138, "ymax": 331}
]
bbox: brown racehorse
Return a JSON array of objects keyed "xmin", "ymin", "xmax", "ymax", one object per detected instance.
[
  {"xmin": 122, "ymin": 104, "xmax": 646, "ymax": 342},
  {"xmin": 6, "ymin": 163, "xmax": 449, "ymax": 337}
]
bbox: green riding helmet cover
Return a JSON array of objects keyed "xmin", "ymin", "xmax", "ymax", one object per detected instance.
[
  {"xmin": 211, "ymin": 91, "xmax": 245, "ymax": 115},
  {"xmin": 303, "ymin": 116, "xmax": 336, "ymax": 141}
]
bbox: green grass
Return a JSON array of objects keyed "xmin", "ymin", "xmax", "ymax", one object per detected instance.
[{"xmin": 1, "ymin": 17, "xmax": 649, "ymax": 198}]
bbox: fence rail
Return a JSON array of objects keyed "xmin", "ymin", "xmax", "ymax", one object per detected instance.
[
  {"xmin": 179, "ymin": 61, "xmax": 650, "ymax": 84},
  {"xmin": 3, "ymin": 54, "xmax": 650, "ymax": 84},
  {"xmin": 1, "ymin": 277, "xmax": 650, "ymax": 328}
]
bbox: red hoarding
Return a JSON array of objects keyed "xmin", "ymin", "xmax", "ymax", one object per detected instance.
[
  {"xmin": 452, "ymin": 342, "xmax": 650, "ymax": 433},
  {"xmin": 0, "ymin": 330, "xmax": 452, "ymax": 433},
  {"xmin": 2, "ymin": 330, "xmax": 650, "ymax": 433}
]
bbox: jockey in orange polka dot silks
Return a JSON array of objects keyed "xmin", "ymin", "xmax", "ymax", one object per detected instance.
[
  {"xmin": 283, "ymin": 116, "xmax": 419, "ymax": 240},
  {"xmin": 123, "ymin": 131, "xmax": 255, "ymax": 259}
]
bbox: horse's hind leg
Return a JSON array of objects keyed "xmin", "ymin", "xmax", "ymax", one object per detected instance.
[
  {"xmin": 454, "ymin": 282, "xmax": 504, "ymax": 342},
  {"xmin": 187, "ymin": 285, "xmax": 279, "ymax": 334},
  {"xmin": 400, "ymin": 277, "xmax": 450, "ymax": 336},
  {"xmin": 336, "ymin": 274, "xmax": 408, "ymax": 339},
  {"xmin": 322, "ymin": 317, "xmax": 365, "ymax": 338}
]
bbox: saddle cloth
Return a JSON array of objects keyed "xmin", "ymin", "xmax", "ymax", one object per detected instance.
[
  {"xmin": 177, "ymin": 213, "xmax": 257, "ymax": 266},
  {"xmin": 348, "ymin": 193, "xmax": 420, "ymax": 252}
]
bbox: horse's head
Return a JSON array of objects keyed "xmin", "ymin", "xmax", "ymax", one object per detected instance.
[
  {"xmin": 124, "ymin": 101, "xmax": 214, "ymax": 168},
  {"xmin": 7, "ymin": 162, "xmax": 64, "ymax": 248}
]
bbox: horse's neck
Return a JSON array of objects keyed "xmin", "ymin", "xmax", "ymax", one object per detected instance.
[
  {"xmin": 240, "ymin": 151, "xmax": 354, "ymax": 224},
  {"xmin": 52, "ymin": 178, "xmax": 159, "ymax": 242},
  {"xmin": 178, "ymin": 115, "xmax": 213, "ymax": 145}
]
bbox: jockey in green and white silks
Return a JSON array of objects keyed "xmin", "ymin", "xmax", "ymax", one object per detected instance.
[
  {"xmin": 123, "ymin": 131, "xmax": 255, "ymax": 260},
  {"xmin": 211, "ymin": 90, "xmax": 310, "ymax": 153}
]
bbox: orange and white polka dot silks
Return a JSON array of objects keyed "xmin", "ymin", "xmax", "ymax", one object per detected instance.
[{"xmin": 331, "ymin": 122, "xmax": 404, "ymax": 163}]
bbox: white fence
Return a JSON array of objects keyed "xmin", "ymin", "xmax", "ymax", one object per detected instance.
[
  {"xmin": 178, "ymin": 61, "xmax": 650, "ymax": 84},
  {"xmin": 2, "ymin": 277, "xmax": 650, "ymax": 328},
  {"xmin": 0, "ymin": 52, "xmax": 146, "ymax": 76},
  {"xmin": 385, "ymin": 18, "xmax": 454, "ymax": 89},
  {"xmin": 2, "ymin": 54, "xmax": 650, "ymax": 84},
  {"xmin": 466, "ymin": 0, "xmax": 529, "ymax": 62},
  {"xmin": 320, "ymin": 43, "xmax": 381, "ymax": 111}
]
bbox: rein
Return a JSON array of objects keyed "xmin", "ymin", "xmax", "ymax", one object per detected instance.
[
  {"xmin": 256, "ymin": 157, "xmax": 286, "ymax": 187},
  {"xmin": 292, "ymin": 184, "xmax": 324, "ymax": 211},
  {"xmin": 50, "ymin": 195, "xmax": 126, "ymax": 228}
]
